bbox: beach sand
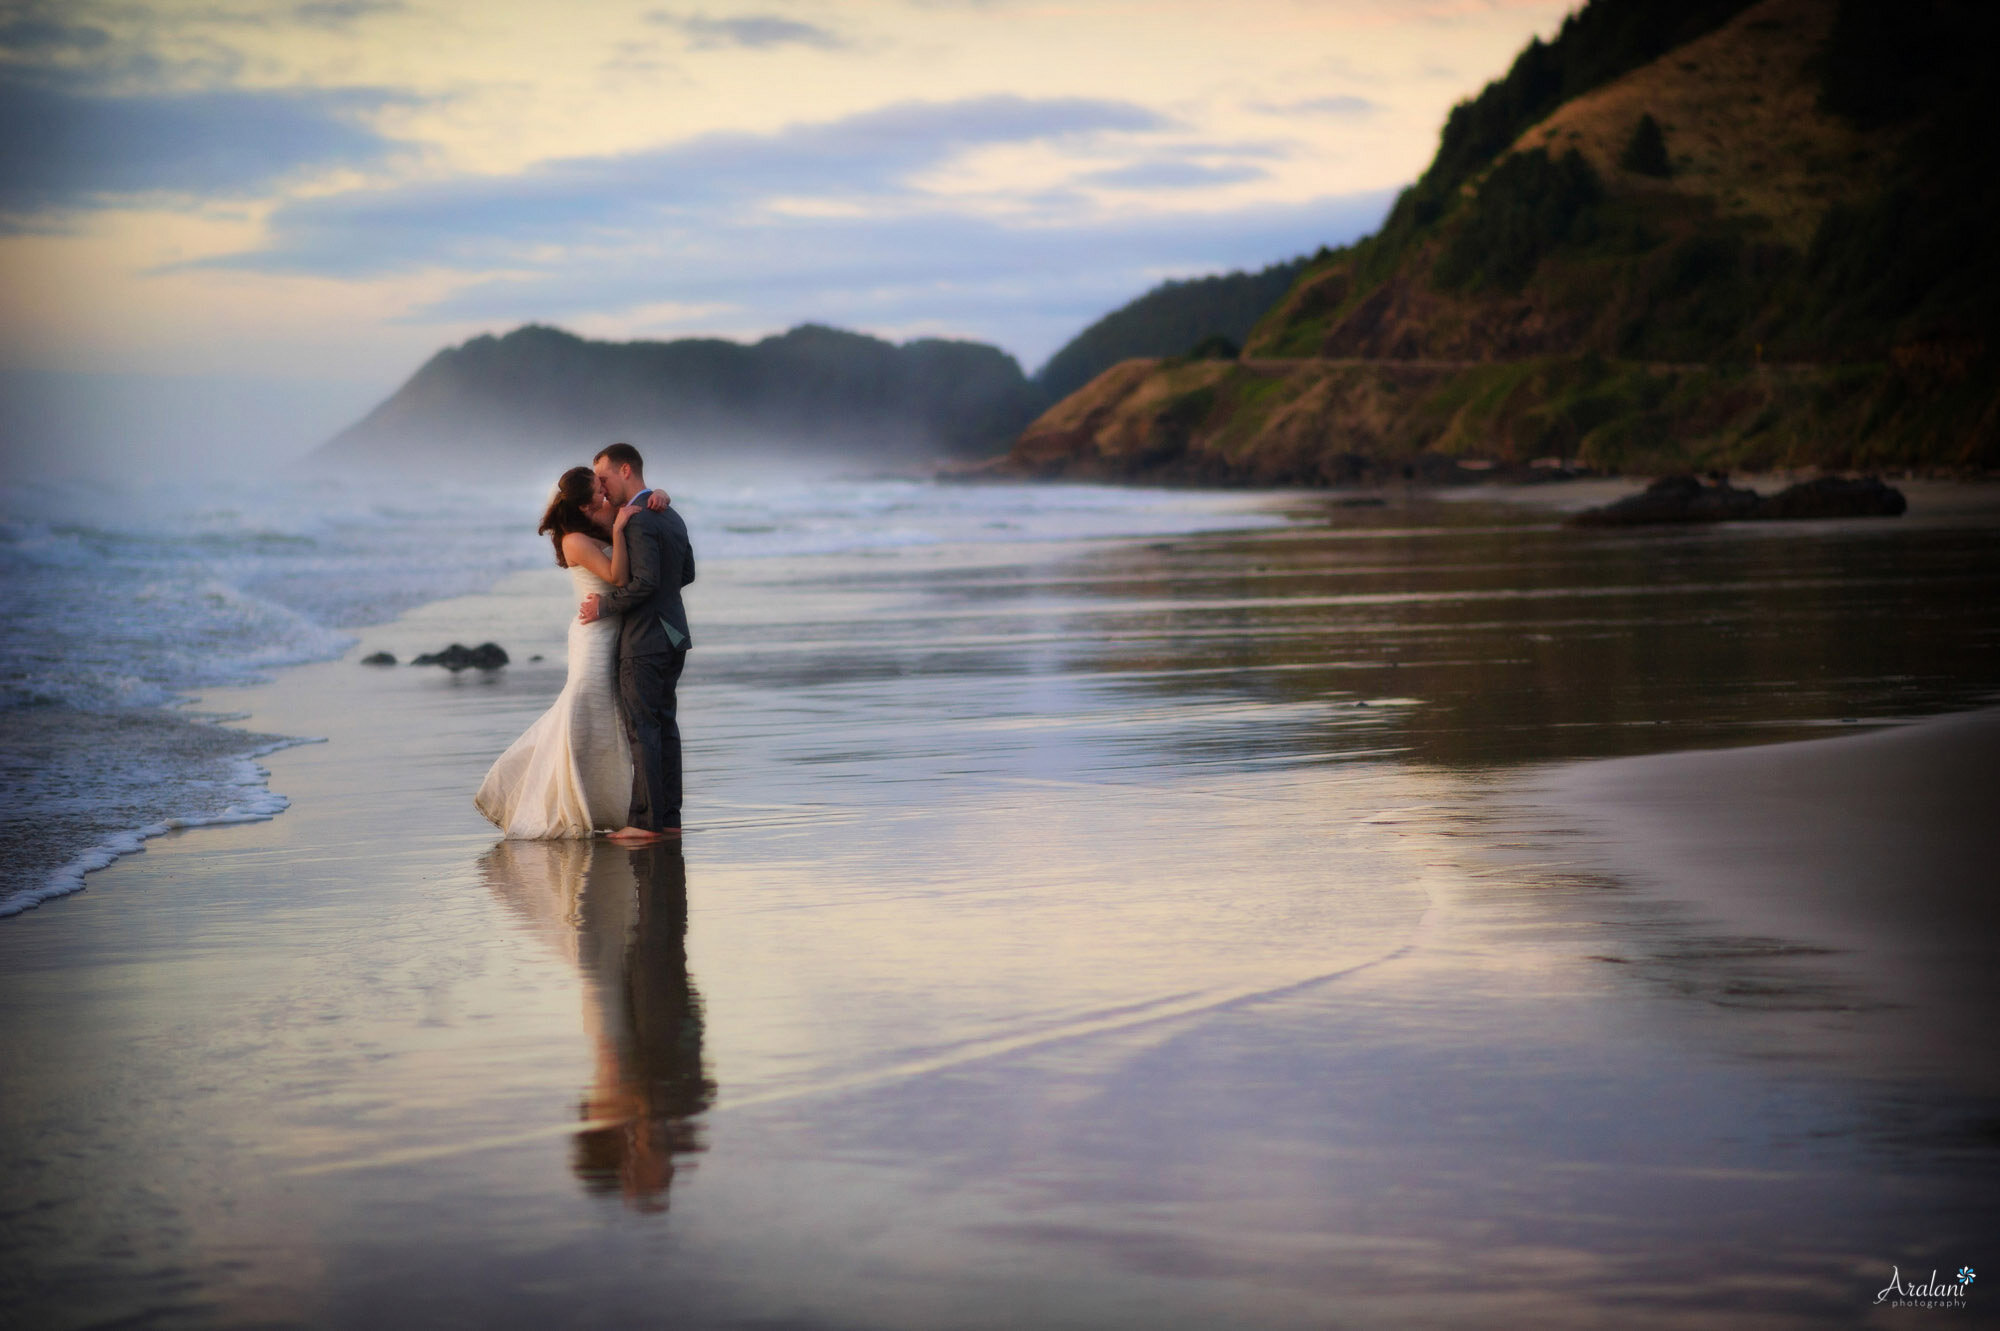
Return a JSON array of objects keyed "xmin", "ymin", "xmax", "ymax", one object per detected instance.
[
  {"xmin": 4, "ymin": 495, "xmax": 1997, "ymax": 1328},
  {"xmin": 1525, "ymin": 709, "xmax": 2000, "ymax": 1100}
]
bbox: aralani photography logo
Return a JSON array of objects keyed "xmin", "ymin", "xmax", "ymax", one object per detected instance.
[{"xmin": 1875, "ymin": 1265, "xmax": 1976, "ymax": 1310}]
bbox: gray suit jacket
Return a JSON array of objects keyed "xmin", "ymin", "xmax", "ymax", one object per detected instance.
[{"xmin": 596, "ymin": 504, "xmax": 695, "ymax": 659}]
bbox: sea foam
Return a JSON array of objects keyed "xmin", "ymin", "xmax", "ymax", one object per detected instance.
[{"xmin": 0, "ymin": 737, "xmax": 323, "ymax": 918}]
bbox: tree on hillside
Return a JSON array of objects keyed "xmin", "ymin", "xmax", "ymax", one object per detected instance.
[
  {"xmin": 1433, "ymin": 149, "xmax": 1604, "ymax": 292},
  {"xmin": 1619, "ymin": 113, "xmax": 1672, "ymax": 177}
]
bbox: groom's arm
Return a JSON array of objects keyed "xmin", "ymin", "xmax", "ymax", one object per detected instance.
[{"xmin": 594, "ymin": 517, "xmax": 662, "ymax": 616}]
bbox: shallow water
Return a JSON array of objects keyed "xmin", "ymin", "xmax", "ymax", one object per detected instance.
[
  {"xmin": 3, "ymin": 482, "xmax": 1998, "ymax": 1328},
  {"xmin": 0, "ymin": 475, "xmax": 1282, "ymax": 916}
]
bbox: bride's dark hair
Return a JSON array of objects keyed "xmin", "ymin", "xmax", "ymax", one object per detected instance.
[{"xmin": 539, "ymin": 466, "xmax": 610, "ymax": 568}]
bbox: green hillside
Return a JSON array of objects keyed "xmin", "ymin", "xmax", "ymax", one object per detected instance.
[
  {"xmin": 1033, "ymin": 259, "xmax": 1310, "ymax": 401},
  {"xmin": 998, "ymin": 0, "xmax": 2000, "ymax": 483}
]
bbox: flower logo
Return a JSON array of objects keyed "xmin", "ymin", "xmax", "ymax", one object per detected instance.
[{"xmin": 1958, "ymin": 1267, "xmax": 1976, "ymax": 1285}]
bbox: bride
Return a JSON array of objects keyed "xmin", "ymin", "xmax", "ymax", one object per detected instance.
[{"xmin": 475, "ymin": 466, "xmax": 666, "ymax": 838}]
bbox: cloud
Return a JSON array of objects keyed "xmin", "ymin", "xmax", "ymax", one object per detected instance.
[
  {"xmin": 0, "ymin": 0, "xmax": 238, "ymax": 84},
  {"xmin": 168, "ymin": 91, "xmax": 1391, "ymax": 366},
  {"xmin": 416, "ymin": 196, "xmax": 1385, "ymax": 314},
  {"xmin": 1081, "ymin": 158, "xmax": 1268, "ymax": 190},
  {"xmin": 404, "ymin": 189, "xmax": 1396, "ymax": 367},
  {"xmin": 0, "ymin": 15, "xmax": 112, "ymax": 52},
  {"xmin": 204, "ymin": 95, "xmax": 1170, "ymax": 276},
  {"xmin": 0, "ymin": 0, "xmax": 412, "ymax": 216},
  {"xmin": 0, "ymin": 74, "xmax": 408, "ymax": 215},
  {"xmin": 647, "ymin": 10, "xmax": 846, "ymax": 50},
  {"xmin": 293, "ymin": 0, "xmax": 405, "ymax": 27},
  {"xmin": 1250, "ymin": 95, "xmax": 1380, "ymax": 118}
]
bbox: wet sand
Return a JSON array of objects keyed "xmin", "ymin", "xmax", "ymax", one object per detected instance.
[
  {"xmin": 1526, "ymin": 708, "xmax": 2000, "ymax": 1098},
  {"xmin": 4, "ymin": 488, "xmax": 1998, "ymax": 1328}
]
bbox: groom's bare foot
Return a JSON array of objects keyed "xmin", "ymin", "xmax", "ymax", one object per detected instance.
[{"xmin": 607, "ymin": 825, "xmax": 678, "ymax": 842}]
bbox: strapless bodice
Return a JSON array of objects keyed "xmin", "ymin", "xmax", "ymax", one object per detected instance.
[{"xmin": 570, "ymin": 546, "xmax": 616, "ymax": 600}]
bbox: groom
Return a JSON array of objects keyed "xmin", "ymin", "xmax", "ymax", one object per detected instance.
[{"xmin": 580, "ymin": 442, "xmax": 696, "ymax": 843}]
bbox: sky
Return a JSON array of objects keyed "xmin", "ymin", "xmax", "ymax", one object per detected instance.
[{"xmin": 0, "ymin": 0, "xmax": 1575, "ymax": 472}]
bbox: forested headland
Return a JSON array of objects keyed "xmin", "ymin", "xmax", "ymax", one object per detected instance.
[
  {"xmin": 316, "ymin": 323, "xmax": 1047, "ymax": 467},
  {"xmin": 993, "ymin": 0, "xmax": 1999, "ymax": 484}
]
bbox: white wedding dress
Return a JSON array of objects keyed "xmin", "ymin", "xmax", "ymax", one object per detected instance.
[{"xmin": 475, "ymin": 550, "xmax": 633, "ymax": 838}]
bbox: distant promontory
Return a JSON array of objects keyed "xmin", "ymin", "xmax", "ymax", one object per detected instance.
[{"xmin": 314, "ymin": 323, "xmax": 1049, "ymax": 468}]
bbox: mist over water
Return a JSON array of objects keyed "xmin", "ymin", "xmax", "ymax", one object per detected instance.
[{"xmin": 0, "ymin": 368, "xmax": 386, "ymax": 485}]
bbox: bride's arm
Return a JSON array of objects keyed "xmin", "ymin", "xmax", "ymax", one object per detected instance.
[
  {"xmin": 608, "ymin": 506, "xmax": 637, "ymax": 586},
  {"xmin": 561, "ymin": 532, "xmax": 615, "ymax": 583}
]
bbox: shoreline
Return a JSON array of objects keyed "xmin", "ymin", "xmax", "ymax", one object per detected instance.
[
  {"xmin": 9, "ymin": 473, "xmax": 1993, "ymax": 923},
  {"xmin": 0, "ymin": 482, "xmax": 1302, "ymax": 922},
  {"xmin": 952, "ymin": 466, "xmax": 2000, "ymax": 502},
  {"xmin": 0, "ymin": 732, "xmax": 325, "ymax": 920}
]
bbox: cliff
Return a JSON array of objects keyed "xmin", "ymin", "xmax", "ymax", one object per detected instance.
[
  {"xmin": 316, "ymin": 323, "xmax": 1048, "ymax": 468},
  {"xmin": 993, "ymin": 0, "xmax": 1999, "ymax": 484}
]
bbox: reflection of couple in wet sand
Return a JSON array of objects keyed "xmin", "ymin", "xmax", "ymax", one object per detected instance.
[
  {"xmin": 476, "ymin": 443, "xmax": 695, "ymax": 844},
  {"xmin": 481, "ymin": 839, "xmax": 714, "ymax": 1211}
]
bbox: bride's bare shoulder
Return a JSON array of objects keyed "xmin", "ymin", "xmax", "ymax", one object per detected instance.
[{"xmin": 559, "ymin": 531, "xmax": 609, "ymax": 568}]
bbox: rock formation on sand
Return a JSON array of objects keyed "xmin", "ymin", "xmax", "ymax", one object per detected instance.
[
  {"xmin": 410, "ymin": 643, "xmax": 510, "ymax": 671},
  {"xmin": 1567, "ymin": 473, "xmax": 1906, "ymax": 525}
]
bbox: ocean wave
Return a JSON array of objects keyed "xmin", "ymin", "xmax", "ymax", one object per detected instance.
[
  {"xmin": 0, "ymin": 737, "xmax": 322, "ymax": 919},
  {"xmin": 0, "ymin": 674, "xmax": 180, "ymax": 712},
  {"xmin": 0, "ymin": 577, "xmax": 357, "ymax": 713}
]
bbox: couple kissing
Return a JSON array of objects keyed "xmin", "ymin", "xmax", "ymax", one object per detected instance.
[{"xmin": 474, "ymin": 442, "xmax": 696, "ymax": 844}]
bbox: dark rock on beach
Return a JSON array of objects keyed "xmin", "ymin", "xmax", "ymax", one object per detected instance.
[
  {"xmin": 1755, "ymin": 475, "xmax": 1908, "ymax": 520},
  {"xmin": 361, "ymin": 651, "xmax": 397, "ymax": 666},
  {"xmin": 410, "ymin": 642, "xmax": 510, "ymax": 671},
  {"xmin": 1568, "ymin": 475, "xmax": 1906, "ymax": 527},
  {"xmin": 1569, "ymin": 475, "xmax": 1762, "ymax": 526}
]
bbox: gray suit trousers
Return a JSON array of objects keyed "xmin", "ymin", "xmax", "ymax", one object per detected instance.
[{"xmin": 619, "ymin": 649, "xmax": 687, "ymax": 831}]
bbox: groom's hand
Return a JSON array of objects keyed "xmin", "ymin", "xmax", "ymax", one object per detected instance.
[{"xmin": 578, "ymin": 594, "xmax": 602, "ymax": 624}]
